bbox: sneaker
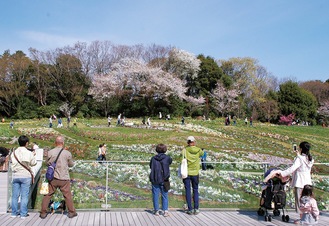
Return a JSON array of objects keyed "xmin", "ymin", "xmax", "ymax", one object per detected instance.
[
  {"xmin": 68, "ymin": 212, "xmax": 78, "ymax": 218},
  {"xmin": 20, "ymin": 214, "xmax": 29, "ymax": 219},
  {"xmin": 194, "ymin": 209, "xmax": 200, "ymax": 215},
  {"xmin": 39, "ymin": 213, "xmax": 48, "ymax": 219},
  {"xmin": 152, "ymin": 210, "xmax": 160, "ymax": 216},
  {"xmin": 163, "ymin": 211, "xmax": 169, "ymax": 217},
  {"xmin": 11, "ymin": 215, "xmax": 18, "ymax": 218},
  {"xmin": 186, "ymin": 210, "xmax": 193, "ymax": 215}
]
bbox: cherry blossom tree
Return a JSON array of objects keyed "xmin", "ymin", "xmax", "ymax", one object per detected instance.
[
  {"xmin": 318, "ymin": 101, "xmax": 329, "ymax": 118},
  {"xmin": 88, "ymin": 57, "xmax": 204, "ymax": 113},
  {"xmin": 164, "ymin": 48, "xmax": 201, "ymax": 80},
  {"xmin": 211, "ymin": 82, "xmax": 240, "ymax": 116}
]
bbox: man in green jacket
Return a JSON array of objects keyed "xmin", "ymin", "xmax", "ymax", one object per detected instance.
[{"xmin": 182, "ymin": 136, "xmax": 204, "ymax": 215}]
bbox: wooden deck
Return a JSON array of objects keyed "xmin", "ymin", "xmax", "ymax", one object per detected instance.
[{"xmin": 1, "ymin": 209, "xmax": 329, "ymax": 226}]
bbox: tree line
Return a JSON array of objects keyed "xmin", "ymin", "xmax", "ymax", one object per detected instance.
[{"xmin": 0, "ymin": 40, "xmax": 328, "ymax": 125}]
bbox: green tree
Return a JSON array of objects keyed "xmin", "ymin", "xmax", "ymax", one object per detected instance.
[
  {"xmin": 219, "ymin": 57, "xmax": 278, "ymax": 119},
  {"xmin": 278, "ymin": 81, "xmax": 318, "ymax": 122},
  {"xmin": 194, "ymin": 55, "xmax": 225, "ymax": 96},
  {"xmin": 0, "ymin": 50, "xmax": 33, "ymax": 117}
]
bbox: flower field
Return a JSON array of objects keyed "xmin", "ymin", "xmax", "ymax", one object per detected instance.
[{"xmin": 1, "ymin": 117, "xmax": 329, "ymax": 210}]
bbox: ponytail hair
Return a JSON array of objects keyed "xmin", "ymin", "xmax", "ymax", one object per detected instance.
[{"xmin": 299, "ymin": 141, "xmax": 312, "ymax": 162}]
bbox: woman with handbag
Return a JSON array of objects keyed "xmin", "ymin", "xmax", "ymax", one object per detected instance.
[
  {"xmin": 10, "ymin": 135, "xmax": 37, "ymax": 219},
  {"xmin": 149, "ymin": 144, "xmax": 172, "ymax": 217}
]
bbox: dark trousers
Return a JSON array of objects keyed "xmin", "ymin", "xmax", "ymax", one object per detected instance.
[
  {"xmin": 40, "ymin": 179, "xmax": 76, "ymax": 215},
  {"xmin": 183, "ymin": 175, "xmax": 199, "ymax": 211}
]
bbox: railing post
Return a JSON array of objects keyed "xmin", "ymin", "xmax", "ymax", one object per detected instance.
[
  {"xmin": 263, "ymin": 162, "xmax": 269, "ymax": 176},
  {"xmin": 106, "ymin": 161, "xmax": 109, "ymax": 210}
]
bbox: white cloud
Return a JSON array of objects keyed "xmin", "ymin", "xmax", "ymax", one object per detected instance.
[{"xmin": 20, "ymin": 30, "xmax": 87, "ymax": 50}]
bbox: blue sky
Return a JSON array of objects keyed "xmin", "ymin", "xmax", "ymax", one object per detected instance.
[{"xmin": 1, "ymin": 0, "xmax": 328, "ymax": 82}]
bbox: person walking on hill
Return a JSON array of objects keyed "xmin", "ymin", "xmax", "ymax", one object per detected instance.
[
  {"xmin": 40, "ymin": 136, "xmax": 77, "ymax": 219},
  {"xmin": 98, "ymin": 143, "xmax": 107, "ymax": 161},
  {"xmin": 182, "ymin": 136, "xmax": 204, "ymax": 215}
]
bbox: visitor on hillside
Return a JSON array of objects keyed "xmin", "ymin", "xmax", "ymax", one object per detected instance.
[
  {"xmin": 182, "ymin": 136, "xmax": 204, "ymax": 215},
  {"xmin": 225, "ymin": 116, "xmax": 230, "ymax": 126},
  {"xmin": 11, "ymin": 135, "xmax": 37, "ymax": 219},
  {"xmin": 40, "ymin": 136, "xmax": 77, "ymax": 219},
  {"xmin": 49, "ymin": 116, "xmax": 53, "ymax": 128},
  {"xmin": 244, "ymin": 117, "xmax": 248, "ymax": 125},
  {"xmin": 276, "ymin": 141, "xmax": 314, "ymax": 224},
  {"xmin": 181, "ymin": 116, "xmax": 185, "ymax": 125},
  {"xmin": 67, "ymin": 116, "xmax": 71, "ymax": 128},
  {"xmin": 147, "ymin": 117, "xmax": 151, "ymax": 128},
  {"xmin": 10, "ymin": 121, "xmax": 14, "ymax": 129},
  {"xmin": 107, "ymin": 115, "xmax": 112, "ymax": 127},
  {"xmin": 250, "ymin": 116, "xmax": 253, "ymax": 126},
  {"xmin": 149, "ymin": 144, "xmax": 172, "ymax": 217},
  {"xmin": 233, "ymin": 115, "xmax": 237, "ymax": 126},
  {"xmin": 57, "ymin": 117, "xmax": 63, "ymax": 128},
  {"xmin": 97, "ymin": 143, "xmax": 107, "ymax": 161},
  {"xmin": 120, "ymin": 115, "xmax": 125, "ymax": 126},
  {"xmin": 117, "ymin": 113, "xmax": 121, "ymax": 126},
  {"xmin": 159, "ymin": 112, "xmax": 162, "ymax": 120}
]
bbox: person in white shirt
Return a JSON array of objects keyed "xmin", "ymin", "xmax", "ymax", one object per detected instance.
[
  {"xmin": 10, "ymin": 135, "xmax": 37, "ymax": 219},
  {"xmin": 277, "ymin": 141, "xmax": 314, "ymax": 222}
]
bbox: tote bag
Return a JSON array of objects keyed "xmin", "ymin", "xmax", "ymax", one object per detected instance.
[{"xmin": 179, "ymin": 149, "xmax": 188, "ymax": 179}]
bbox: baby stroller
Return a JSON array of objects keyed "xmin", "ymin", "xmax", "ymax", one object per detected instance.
[{"xmin": 257, "ymin": 168, "xmax": 290, "ymax": 222}]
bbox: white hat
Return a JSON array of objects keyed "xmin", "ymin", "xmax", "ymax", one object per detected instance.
[{"xmin": 187, "ymin": 136, "xmax": 195, "ymax": 142}]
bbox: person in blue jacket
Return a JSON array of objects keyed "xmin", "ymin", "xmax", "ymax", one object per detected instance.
[{"xmin": 149, "ymin": 144, "xmax": 172, "ymax": 217}]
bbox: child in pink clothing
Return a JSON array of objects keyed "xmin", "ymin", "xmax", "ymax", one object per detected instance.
[{"xmin": 297, "ymin": 184, "xmax": 319, "ymax": 225}]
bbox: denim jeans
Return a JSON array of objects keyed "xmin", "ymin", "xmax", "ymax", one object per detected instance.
[
  {"xmin": 152, "ymin": 184, "xmax": 168, "ymax": 211},
  {"xmin": 183, "ymin": 175, "xmax": 199, "ymax": 211},
  {"xmin": 12, "ymin": 177, "xmax": 31, "ymax": 217}
]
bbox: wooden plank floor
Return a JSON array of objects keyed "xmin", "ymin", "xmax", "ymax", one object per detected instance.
[{"xmin": 1, "ymin": 210, "xmax": 328, "ymax": 226}]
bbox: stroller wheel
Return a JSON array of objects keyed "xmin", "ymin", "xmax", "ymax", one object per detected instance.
[
  {"xmin": 285, "ymin": 215, "xmax": 290, "ymax": 222},
  {"xmin": 265, "ymin": 216, "xmax": 268, "ymax": 222},
  {"xmin": 257, "ymin": 207, "xmax": 265, "ymax": 216},
  {"xmin": 268, "ymin": 216, "xmax": 272, "ymax": 222},
  {"xmin": 282, "ymin": 215, "xmax": 285, "ymax": 221},
  {"xmin": 273, "ymin": 209, "xmax": 280, "ymax": 216}
]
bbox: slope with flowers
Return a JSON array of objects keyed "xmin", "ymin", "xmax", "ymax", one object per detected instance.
[{"xmin": 0, "ymin": 118, "xmax": 328, "ymax": 210}]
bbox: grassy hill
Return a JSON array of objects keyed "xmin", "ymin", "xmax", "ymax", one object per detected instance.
[{"xmin": 1, "ymin": 117, "xmax": 328, "ymax": 210}]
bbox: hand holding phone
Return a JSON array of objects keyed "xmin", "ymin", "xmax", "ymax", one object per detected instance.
[{"xmin": 293, "ymin": 144, "xmax": 297, "ymax": 152}]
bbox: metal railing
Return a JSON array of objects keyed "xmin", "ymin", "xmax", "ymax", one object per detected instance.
[{"xmin": 4, "ymin": 160, "xmax": 329, "ymax": 212}]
